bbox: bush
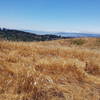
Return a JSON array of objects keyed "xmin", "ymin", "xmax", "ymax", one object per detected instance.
[
  {"xmin": 71, "ymin": 39, "xmax": 85, "ymax": 45},
  {"xmin": 96, "ymin": 39, "xmax": 100, "ymax": 46}
]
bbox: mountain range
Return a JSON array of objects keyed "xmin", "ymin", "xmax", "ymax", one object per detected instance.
[
  {"xmin": 25, "ymin": 30, "xmax": 100, "ymax": 38},
  {"xmin": 0, "ymin": 28, "xmax": 63, "ymax": 41},
  {"xmin": 0, "ymin": 28, "xmax": 100, "ymax": 42}
]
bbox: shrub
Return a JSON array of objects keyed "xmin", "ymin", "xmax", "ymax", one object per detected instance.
[{"xmin": 71, "ymin": 39, "xmax": 85, "ymax": 45}]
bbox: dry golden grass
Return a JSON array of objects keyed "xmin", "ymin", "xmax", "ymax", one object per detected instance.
[{"xmin": 0, "ymin": 38, "xmax": 100, "ymax": 100}]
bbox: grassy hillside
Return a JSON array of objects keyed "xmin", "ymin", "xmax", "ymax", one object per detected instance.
[{"xmin": 0, "ymin": 38, "xmax": 100, "ymax": 100}]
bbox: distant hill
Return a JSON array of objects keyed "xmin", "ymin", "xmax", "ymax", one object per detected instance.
[
  {"xmin": 54, "ymin": 32, "xmax": 100, "ymax": 38},
  {"xmin": 0, "ymin": 28, "xmax": 100, "ymax": 42},
  {"xmin": 25, "ymin": 30, "xmax": 100, "ymax": 38},
  {"xmin": 0, "ymin": 28, "xmax": 63, "ymax": 41}
]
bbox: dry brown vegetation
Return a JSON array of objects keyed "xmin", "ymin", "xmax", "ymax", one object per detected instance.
[{"xmin": 0, "ymin": 38, "xmax": 100, "ymax": 100}]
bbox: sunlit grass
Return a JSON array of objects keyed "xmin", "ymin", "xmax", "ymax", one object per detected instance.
[{"xmin": 0, "ymin": 38, "xmax": 100, "ymax": 100}]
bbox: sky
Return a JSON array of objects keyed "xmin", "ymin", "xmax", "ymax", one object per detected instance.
[{"xmin": 0, "ymin": 0, "xmax": 100, "ymax": 33}]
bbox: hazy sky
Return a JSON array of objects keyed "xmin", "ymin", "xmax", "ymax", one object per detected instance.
[{"xmin": 0, "ymin": 0, "xmax": 100, "ymax": 33}]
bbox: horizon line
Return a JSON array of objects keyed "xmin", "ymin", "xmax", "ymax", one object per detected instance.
[{"xmin": 0, "ymin": 27, "xmax": 100, "ymax": 34}]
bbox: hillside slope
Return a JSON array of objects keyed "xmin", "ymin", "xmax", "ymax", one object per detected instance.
[
  {"xmin": 0, "ymin": 28, "xmax": 62, "ymax": 41},
  {"xmin": 0, "ymin": 38, "xmax": 100, "ymax": 100}
]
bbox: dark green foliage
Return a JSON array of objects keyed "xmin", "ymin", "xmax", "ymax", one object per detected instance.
[
  {"xmin": 0, "ymin": 28, "xmax": 63, "ymax": 42},
  {"xmin": 71, "ymin": 39, "xmax": 85, "ymax": 45},
  {"xmin": 95, "ymin": 39, "xmax": 100, "ymax": 46}
]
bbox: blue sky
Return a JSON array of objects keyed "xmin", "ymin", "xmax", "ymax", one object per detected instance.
[{"xmin": 0, "ymin": 0, "xmax": 100, "ymax": 33}]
